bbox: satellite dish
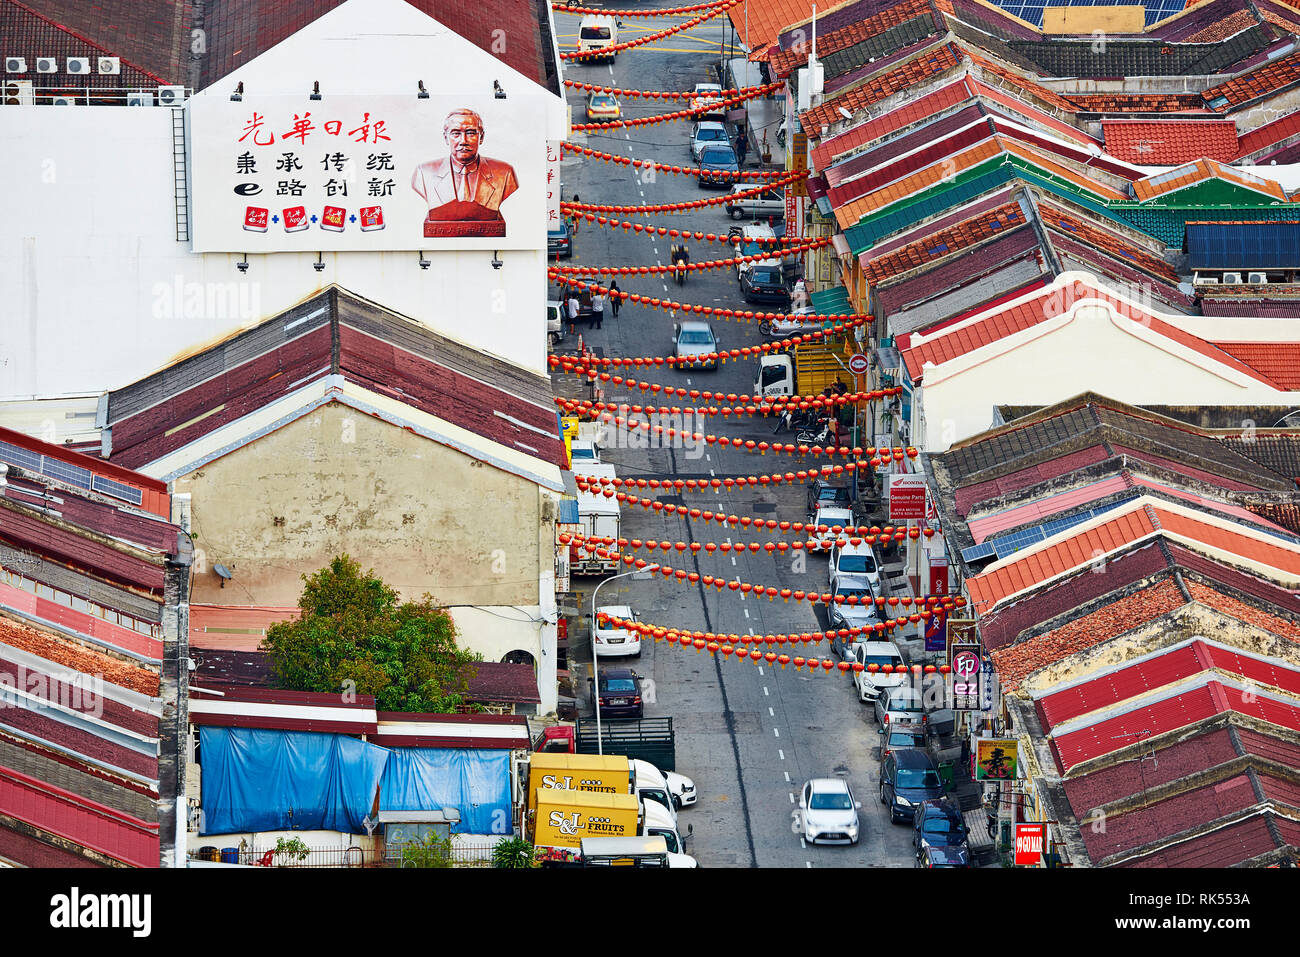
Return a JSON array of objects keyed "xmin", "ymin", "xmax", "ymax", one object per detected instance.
[{"xmin": 213, "ymin": 564, "xmax": 233, "ymax": 587}]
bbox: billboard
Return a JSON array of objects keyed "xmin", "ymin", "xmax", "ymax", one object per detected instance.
[
  {"xmin": 974, "ymin": 738, "xmax": 1018, "ymax": 781},
  {"xmin": 1015, "ymin": 823, "xmax": 1045, "ymax": 866},
  {"xmin": 190, "ymin": 94, "xmax": 546, "ymax": 252}
]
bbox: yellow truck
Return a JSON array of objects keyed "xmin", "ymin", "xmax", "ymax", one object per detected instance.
[
  {"xmin": 755, "ymin": 342, "xmax": 851, "ymax": 399},
  {"xmin": 525, "ymin": 753, "xmax": 634, "ymax": 813},
  {"xmin": 531, "ymin": 790, "xmax": 642, "ymax": 849}
]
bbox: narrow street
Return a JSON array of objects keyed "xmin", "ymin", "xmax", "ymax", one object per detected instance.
[{"xmin": 553, "ymin": 11, "xmax": 918, "ymax": 867}]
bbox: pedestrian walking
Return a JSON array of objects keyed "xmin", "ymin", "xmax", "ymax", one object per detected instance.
[
  {"xmin": 609, "ymin": 280, "xmax": 622, "ymax": 317},
  {"xmin": 735, "ymin": 130, "xmax": 748, "ymax": 165},
  {"xmin": 567, "ymin": 294, "xmax": 579, "ymax": 335},
  {"xmin": 592, "ymin": 290, "xmax": 605, "ymax": 329},
  {"xmin": 569, "ymin": 193, "xmax": 581, "ymax": 235}
]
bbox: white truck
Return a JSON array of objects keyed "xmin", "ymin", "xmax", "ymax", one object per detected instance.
[{"xmin": 574, "ymin": 462, "xmax": 620, "ymax": 576}]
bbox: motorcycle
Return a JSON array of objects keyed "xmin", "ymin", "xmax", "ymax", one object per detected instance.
[
  {"xmin": 773, "ymin": 408, "xmax": 817, "ymax": 434},
  {"xmin": 673, "ymin": 259, "xmax": 686, "ymax": 285},
  {"xmin": 796, "ymin": 419, "xmax": 833, "ymax": 446}
]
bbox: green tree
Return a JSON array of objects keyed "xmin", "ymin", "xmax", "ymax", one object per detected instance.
[{"xmin": 262, "ymin": 555, "xmax": 480, "ymax": 712}]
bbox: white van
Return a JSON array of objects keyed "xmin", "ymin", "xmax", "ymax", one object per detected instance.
[
  {"xmin": 574, "ymin": 462, "xmax": 620, "ymax": 576},
  {"xmin": 578, "ymin": 15, "xmax": 618, "ymax": 61}
]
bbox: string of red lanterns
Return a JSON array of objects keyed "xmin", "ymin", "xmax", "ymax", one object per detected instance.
[
  {"xmin": 577, "ymin": 411, "xmax": 898, "ymax": 458},
  {"xmin": 563, "ymin": 81, "xmax": 771, "ymax": 101},
  {"xmin": 565, "ymin": 529, "xmax": 942, "ymax": 558},
  {"xmin": 552, "ymin": 237, "xmax": 830, "ymax": 278},
  {"xmin": 554, "ymin": 0, "xmax": 732, "ymax": 17},
  {"xmin": 561, "ymin": 171, "xmax": 804, "ymax": 215},
  {"xmin": 563, "ymin": 142, "xmax": 790, "ymax": 181},
  {"xmin": 561, "ymin": 1, "xmax": 739, "ymax": 61},
  {"xmin": 571, "ymin": 81, "xmax": 784, "ymax": 126},
  {"xmin": 550, "ymin": 213, "xmax": 795, "ymax": 245},
  {"xmin": 548, "ymin": 272, "xmax": 869, "ymax": 326},
  {"xmin": 557, "ymin": 392, "xmax": 874, "ymax": 420},
  {"xmin": 550, "ymin": 355, "xmax": 904, "ymax": 403},
  {"xmin": 595, "ymin": 612, "xmax": 962, "ymax": 674}
]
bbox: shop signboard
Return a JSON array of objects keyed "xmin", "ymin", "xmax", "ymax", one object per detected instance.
[
  {"xmin": 1015, "ymin": 823, "xmax": 1045, "ymax": 866},
  {"xmin": 888, "ymin": 473, "xmax": 927, "ymax": 521},
  {"xmin": 974, "ymin": 737, "xmax": 1018, "ymax": 781}
]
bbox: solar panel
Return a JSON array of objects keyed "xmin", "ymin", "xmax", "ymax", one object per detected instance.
[
  {"xmin": 92, "ymin": 475, "xmax": 144, "ymax": 507},
  {"xmin": 39, "ymin": 458, "xmax": 92, "ymax": 490},
  {"xmin": 991, "ymin": 0, "xmax": 1187, "ymax": 28},
  {"xmin": 960, "ymin": 540, "xmax": 998, "ymax": 563},
  {"xmin": 0, "ymin": 440, "xmax": 43, "ymax": 472}
]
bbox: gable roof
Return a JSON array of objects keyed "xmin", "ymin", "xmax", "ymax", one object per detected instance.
[
  {"xmin": 801, "ymin": 41, "xmax": 963, "ymax": 133},
  {"xmin": 1102, "ymin": 119, "xmax": 1241, "ymax": 164},
  {"xmin": 102, "ymin": 287, "xmax": 566, "ymax": 488},
  {"xmin": 1202, "ymin": 49, "xmax": 1300, "ymax": 110},
  {"xmin": 0, "ymin": 0, "xmax": 189, "ymax": 85},
  {"xmin": 1131, "ymin": 158, "xmax": 1289, "ymax": 202},
  {"xmin": 197, "ymin": 0, "xmax": 558, "ymax": 93}
]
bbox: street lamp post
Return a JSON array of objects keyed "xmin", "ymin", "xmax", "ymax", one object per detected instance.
[{"xmin": 589, "ymin": 564, "xmax": 659, "ymax": 755}]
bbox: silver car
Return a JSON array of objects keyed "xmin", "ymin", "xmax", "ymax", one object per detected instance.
[
  {"xmin": 725, "ymin": 184, "xmax": 785, "ymax": 220},
  {"xmin": 673, "ymin": 321, "xmax": 720, "ymax": 370}
]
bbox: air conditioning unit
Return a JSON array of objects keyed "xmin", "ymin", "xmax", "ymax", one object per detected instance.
[
  {"xmin": 5, "ymin": 56, "xmax": 26, "ymax": 73},
  {"xmin": 51, "ymin": 95, "xmax": 78, "ymax": 106},
  {"xmin": 1223, "ymin": 272, "xmax": 1243, "ymax": 284},
  {"xmin": 157, "ymin": 84, "xmax": 185, "ymax": 106},
  {"xmin": 126, "ymin": 89, "xmax": 152, "ymax": 107},
  {"xmin": 1248, "ymin": 272, "xmax": 1268, "ymax": 284},
  {"xmin": 97, "ymin": 56, "xmax": 120, "ymax": 75},
  {"xmin": 3, "ymin": 79, "xmax": 33, "ymax": 106},
  {"xmin": 36, "ymin": 57, "xmax": 58, "ymax": 73},
  {"xmin": 65, "ymin": 57, "xmax": 90, "ymax": 75}
]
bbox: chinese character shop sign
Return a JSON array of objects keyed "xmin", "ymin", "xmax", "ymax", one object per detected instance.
[{"xmin": 189, "ymin": 94, "xmax": 546, "ymax": 252}]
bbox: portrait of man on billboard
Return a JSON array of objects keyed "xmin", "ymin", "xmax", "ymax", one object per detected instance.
[{"xmin": 411, "ymin": 108, "xmax": 519, "ymax": 237}]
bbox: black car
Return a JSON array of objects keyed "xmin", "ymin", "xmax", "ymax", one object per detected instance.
[
  {"xmin": 880, "ymin": 749, "xmax": 945, "ymax": 824},
  {"xmin": 915, "ymin": 844, "xmax": 971, "ymax": 868},
  {"xmin": 739, "ymin": 263, "xmax": 790, "ymax": 305},
  {"xmin": 807, "ymin": 479, "xmax": 852, "ymax": 515},
  {"xmin": 880, "ymin": 727, "xmax": 926, "ymax": 760},
  {"xmin": 590, "ymin": 668, "xmax": 643, "ymax": 719},
  {"xmin": 912, "ymin": 798, "xmax": 970, "ymax": 863},
  {"xmin": 547, "ymin": 219, "xmax": 573, "ymax": 259}
]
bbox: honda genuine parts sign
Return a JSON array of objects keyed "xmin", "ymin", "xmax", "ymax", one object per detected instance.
[{"xmin": 189, "ymin": 94, "xmax": 546, "ymax": 252}]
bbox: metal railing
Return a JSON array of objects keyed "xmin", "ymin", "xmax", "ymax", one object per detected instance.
[{"xmin": 218, "ymin": 843, "xmax": 497, "ymax": 868}]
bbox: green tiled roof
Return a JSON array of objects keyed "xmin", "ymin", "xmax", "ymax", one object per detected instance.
[{"xmin": 809, "ymin": 286, "xmax": 853, "ymax": 315}]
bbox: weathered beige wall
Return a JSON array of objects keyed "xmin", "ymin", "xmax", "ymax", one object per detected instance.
[{"xmin": 179, "ymin": 402, "xmax": 541, "ymax": 607}]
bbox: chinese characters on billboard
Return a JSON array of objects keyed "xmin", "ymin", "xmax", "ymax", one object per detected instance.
[{"xmin": 190, "ymin": 95, "xmax": 546, "ymax": 252}]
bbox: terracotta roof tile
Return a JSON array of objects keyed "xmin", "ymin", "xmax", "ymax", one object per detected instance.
[
  {"xmin": 811, "ymin": 77, "xmax": 976, "ymax": 168},
  {"xmin": 1039, "ymin": 205, "xmax": 1181, "ymax": 284},
  {"xmin": 1116, "ymin": 814, "xmax": 1292, "ymax": 867},
  {"xmin": 1235, "ymin": 109, "xmax": 1300, "ymax": 159},
  {"xmin": 801, "ymin": 43, "xmax": 961, "ymax": 132},
  {"xmin": 1156, "ymin": 507, "xmax": 1300, "ymax": 577},
  {"xmin": 865, "ymin": 203, "xmax": 1026, "ymax": 284},
  {"xmin": 769, "ymin": 0, "xmax": 934, "ymax": 78},
  {"xmin": 729, "ymin": 0, "xmax": 822, "ymax": 60},
  {"xmin": 1212, "ymin": 342, "xmax": 1300, "ymax": 389},
  {"xmin": 1132, "ymin": 157, "xmax": 1289, "ymax": 201},
  {"xmin": 1202, "ymin": 49, "xmax": 1300, "ymax": 109},
  {"xmin": 1067, "ymin": 93, "xmax": 1207, "ymax": 113},
  {"xmin": 1061, "ymin": 726, "xmax": 1239, "ymax": 812},
  {"xmin": 1185, "ymin": 7, "xmax": 1261, "ymax": 41},
  {"xmin": 1185, "ymin": 580, "xmax": 1300, "ymax": 642},
  {"xmin": 0, "ymin": 616, "xmax": 159, "ymax": 697},
  {"xmin": 1102, "ymin": 119, "xmax": 1240, "ymax": 164},
  {"xmin": 991, "ymin": 579, "xmax": 1186, "ymax": 691},
  {"xmin": 1259, "ymin": 5, "xmax": 1300, "ymax": 35}
]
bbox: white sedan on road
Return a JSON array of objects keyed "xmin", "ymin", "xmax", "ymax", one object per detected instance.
[{"xmin": 798, "ymin": 778, "xmax": 862, "ymax": 845}]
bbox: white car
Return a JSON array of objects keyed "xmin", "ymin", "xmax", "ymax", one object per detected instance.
[
  {"xmin": 690, "ymin": 82, "xmax": 725, "ymax": 117},
  {"xmin": 593, "ymin": 604, "xmax": 640, "ymax": 658},
  {"xmin": 851, "ymin": 640, "xmax": 906, "ymax": 702},
  {"xmin": 829, "ymin": 580, "xmax": 877, "ymax": 633},
  {"xmin": 829, "ymin": 540, "xmax": 882, "ymax": 593},
  {"xmin": 809, "ymin": 506, "xmax": 853, "ymax": 550},
  {"xmin": 799, "ymin": 777, "xmax": 861, "ymax": 845}
]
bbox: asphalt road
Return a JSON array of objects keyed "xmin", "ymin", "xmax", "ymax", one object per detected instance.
[{"xmin": 554, "ymin": 12, "xmax": 917, "ymax": 868}]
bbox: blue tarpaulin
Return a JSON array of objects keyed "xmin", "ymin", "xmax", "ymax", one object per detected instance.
[
  {"xmin": 379, "ymin": 748, "xmax": 513, "ymax": 835},
  {"xmin": 199, "ymin": 727, "xmax": 390, "ymax": 835}
]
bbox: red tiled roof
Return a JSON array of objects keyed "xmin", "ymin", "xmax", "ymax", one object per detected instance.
[
  {"xmin": 991, "ymin": 579, "xmax": 1186, "ymax": 691},
  {"xmin": 1102, "ymin": 119, "xmax": 1240, "ymax": 165},
  {"xmin": 1213, "ymin": 342, "xmax": 1300, "ymax": 389},
  {"xmin": 1061, "ymin": 726, "xmax": 1239, "ymax": 813},
  {"xmin": 1053, "ymin": 680, "xmax": 1300, "ymax": 773},
  {"xmin": 200, "ymin": 0, "xmax": 553, "ymax": 91},
  {"xmin": 964, "ymin": 50, "xmax": 1080, "ymax": 115},
  {"xmin": 968, "ymin": 475, "xmax": 1131, "ymax": 544},
  {"xmin": 801, "ymin": 43, "xmax": 961, "ymax": 133},
  {"xmin": 812, "ymin": 78, "xmax": 976, "ymax": 169},
  {"xmin": 0, "ymin": 0, "xmax": 187, "ymax": 84},
  {"xmin": 1184, "ymin": 580, "xmax": 1300, "ymax": 642},
  {"xmin": 0, "ymin": 616, "xmax": 159, "ymax": 697},
  {"xmin": 865, "ymin": 203, "xmax": 1026, "ymax": 284},
  {"xmin": 1202, "ymin": 49, "xmax": 1300, "ymax": 110},
  {"xmin": 768, "ymin": 0, "xmax": 934, "ymax": 78},
  {"xmin": 967, "ymin": 506, "xmax": 1161, "ymax": 609},
  {"xmin": 728, "ymin": 0, "xmax": 820, "ymax": 60},
  {"xmin": 1184, "ymin": 7, "xmax": 1260, "ymax": 41},
  {"xmin": 1235, "ymin": 109, "xmax": 1300, "ymax": 160},
  {"xmin": 1116, "ymin": 814, "xmax": 1290, "ymax": 867},
  {"xmin": 1039, "ymin": 205, "xmax": 1181, "ymax": 284},
  {"xmin": 954, "ymin": 446, "xmax": 1112, "ymax": 516},
  {"xmin": 1067, "ymin": 93, "xmax": 1207, "ymax": 113},
  {"xmin": 1258, "ymin": 5, "xmax": 1300, "ymax": 35},
  {"xmin": 1158, "ymin": 506, "xmax": 1300, "ymax": 576},
  {"xmin": 1038, "ymin": 640, "xmax": 1300, "ymax": 729}
]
